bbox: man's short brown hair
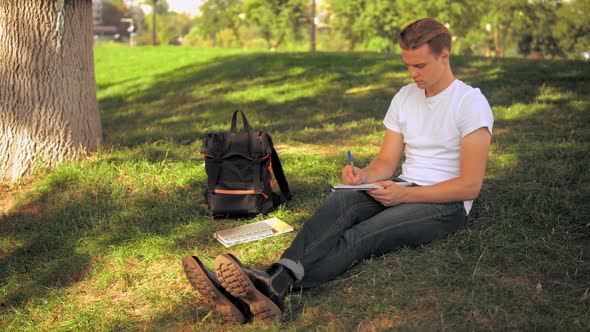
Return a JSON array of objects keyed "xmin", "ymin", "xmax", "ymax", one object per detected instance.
[{"xmin": 398, "ymin": 18, "xmax": 452, "ymax": 55}]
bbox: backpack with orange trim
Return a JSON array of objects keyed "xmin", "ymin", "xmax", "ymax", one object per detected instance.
[{"xmin": 201, "ymin": 110, "xmax": 292, "ymax": 218}]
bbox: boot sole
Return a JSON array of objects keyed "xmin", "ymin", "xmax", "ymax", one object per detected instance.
[
  {"xmin": 215, "ymin": 254, "xmax": 282, "ymax": 323},
  {"xmin": 182, "ymin": 256, "xmax": 246, "ymax": 324}
]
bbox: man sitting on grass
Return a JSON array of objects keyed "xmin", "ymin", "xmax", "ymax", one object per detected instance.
[{"xmin": 182, "ymin": 17, "xmax": 494, "ymax": 324}]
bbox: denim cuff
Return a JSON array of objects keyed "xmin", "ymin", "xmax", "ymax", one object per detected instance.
[{"xmin": 278, "ymin": 258, "xmax": 304, "ymax": 281}]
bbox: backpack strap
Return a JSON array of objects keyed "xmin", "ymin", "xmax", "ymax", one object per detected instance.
[
  {"xmin": 251, "ymin": 134, "xmax": 262, "ymax": 194},
  {"xmin": 267, "ymin": 134, "xmax": 292, "ymax": 200},
  {"xmin": 232, "ymin": 110, "xmax": 263, "ymax": 194},
  {"xmin": 205, "ymin": 133, "xmax": 229, "ymax": 193},
  {"xmin": 230, "ymin": 110, "xmax": 251, "ymax": 132},
  {"xmin": 207, "ymin": 156, "xmax": 223, "ymax": 193}
]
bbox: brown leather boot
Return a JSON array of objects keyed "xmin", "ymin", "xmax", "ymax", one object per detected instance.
[
  {"xmin": 182, "ymin": 256, "xmax": 251, "ymax": 323},
  {"xmin": 214, "ymin": 253, "xmax": 294, "ymax": 323}
]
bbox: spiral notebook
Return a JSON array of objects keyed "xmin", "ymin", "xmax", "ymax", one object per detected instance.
[
  {"xmin": 213, "ymin": 217, "xmax": 294, "ymax": 248},
  {"xmin": 331, "ymin": 181, "xmax": 413, "ymax": 191},
  {"xmin": 331, "ymin": 183, "xmax": 385, "ymax": 191}
]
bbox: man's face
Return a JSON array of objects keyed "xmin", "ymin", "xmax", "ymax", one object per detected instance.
[{"xmin": 401, "ymin": 44, "xmax": 448, "ymax": 92}]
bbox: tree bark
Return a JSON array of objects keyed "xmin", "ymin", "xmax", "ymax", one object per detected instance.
[{"xmin": 0, "ymin": 0, "xmax": 102, "ymax": 182}]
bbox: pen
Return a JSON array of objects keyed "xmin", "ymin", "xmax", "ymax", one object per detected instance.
[{"xmin": 347, "ymin": 150, "xmax": 356, "ymax": 177}]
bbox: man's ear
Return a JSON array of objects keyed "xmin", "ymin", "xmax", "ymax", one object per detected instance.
[{"xmin": 440, "ymin": 49, "xmax": 450, "ymax": 63}]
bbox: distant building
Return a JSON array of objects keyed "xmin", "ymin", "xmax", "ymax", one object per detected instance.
[
  {"xmin": 92, "ymin": 0, "xmax": 117, "ymax": 41},
  {"xmin": 92, "ymin": 0, "xmax": 103, "ymax": 25}
]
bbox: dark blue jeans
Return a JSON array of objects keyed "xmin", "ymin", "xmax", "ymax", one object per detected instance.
[{"xmin": 278, "ymin": 190, "xmax": 466, "ymax": 288}]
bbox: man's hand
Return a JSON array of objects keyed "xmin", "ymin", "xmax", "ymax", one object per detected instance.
[
  {"xmin": 367, "ymin": 180, "xmax": 407, "ymax": 206},
  {"xmin": 340, "ymin": 130, "xmax": 405, "ymax": 186},
  {"xmin": 341, "ymin": 164, "xmax": 363, "ymax": 185}
]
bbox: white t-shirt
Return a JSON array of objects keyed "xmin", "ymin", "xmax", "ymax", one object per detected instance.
[{"xmin": 383, "ymin": 79, "xmax": 494, "ymax": 214}]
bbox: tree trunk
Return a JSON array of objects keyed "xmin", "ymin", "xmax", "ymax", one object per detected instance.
[
  {"xmin": 494, "ymin": 25, "xmax": 504, "ymax": 58},
  {"xmin": 310, "ymin": 0, "xmax": 316, "ymax": 52},
  {"xmin": 152, "ymin": 0, "xmax": 158, "ymax": 45},
  {"xmin": 0, "ymin": 0, "xmax": 102, "ymax": 182}
]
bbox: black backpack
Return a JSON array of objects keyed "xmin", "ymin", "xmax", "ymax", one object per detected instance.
[{"xmin": 201, "ymin": 110, "xmax": 292, "ymax": 218}]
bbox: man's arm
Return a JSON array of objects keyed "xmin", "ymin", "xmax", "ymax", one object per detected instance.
[
  {"xmin": 369, "ymin": 127, "xmax": 491, "ymax": 206},
  {"xmin": 341, "ymin": 129, "xmax": 405, "ymax": 185}
]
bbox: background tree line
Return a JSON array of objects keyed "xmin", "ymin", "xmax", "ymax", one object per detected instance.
[{"xmin": 104, "ymin": 0, "xmax": 589, "ymax": 59}]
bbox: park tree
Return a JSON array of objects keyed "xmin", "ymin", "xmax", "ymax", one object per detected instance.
[
  {"xmin": 330, "ymin": 0, "xmax": 370, "ymax": 51},
  {"xmin": 328, "ymin": 0, "xmax": 484, "ymax": 52},
  {"xmin": 329, "ymin": 0, "xmax": 401, "ymax": 51},
  {"xmin": 431, "ymin": 0, "xmax": 480, "ymax": 37},
  {"xmin": 199, "ymin": 0, "xmax": 244, "ymax": 47},
  {"xmin": 140, "ymin": 0, "xmax": 169, "ymax": 45},
  {"xmin": 0, "ymin": 0, "xmax": 102, "ymax": 182},
  {"xmin": 479, "ymin": 0, "xmax": 529, "ymax": 57},
  {"xmin": 151, "ymin": 12, "xmax": 192, "ymax": 45},
  {"xmin": 245, "ymin": 0, "xmax": 307, "ymax": 50},
  {"xmin": 554, "ymin": 0, "xmax": 590, "ymax": 57},
  {"xmin": 514, "ymin": 1, "xmax": 563, "ymax": 58},
  {"xmin": 136, "ymin": 0, "xmax": 172, "ymax": 45},
  {"xmin": 310, "ymin": 0, "xmax": 316, "ymax": 51}
]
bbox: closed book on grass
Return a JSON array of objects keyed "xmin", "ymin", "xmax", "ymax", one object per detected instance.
[{"xmin": 213, "ymin": 217, "xmax": 294, "ymax": 248}]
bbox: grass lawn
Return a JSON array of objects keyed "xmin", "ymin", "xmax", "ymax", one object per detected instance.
[{"xmin": 1, "ymin": 44, "xmax": 589, "ymax": 331}]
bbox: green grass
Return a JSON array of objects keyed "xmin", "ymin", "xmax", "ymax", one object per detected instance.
[{"xmin": 1, "ymin": 44, "xmax": 589, "ymax": 331}]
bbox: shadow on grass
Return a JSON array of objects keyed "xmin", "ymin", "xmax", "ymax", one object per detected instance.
[
  {"xmin": 0, "ymin": 160, "xmax": 328, "ymax": 316},
  {"xmin": 99, "ymin": 52, "xmax": 405, "ymax": 147},
  {"xmin": 0, "ymin": 176, "xmax": 203, "ymax": 308},
  {"xmin": 98, "ymin": 52, "xmax": 589, "ymax": 151},
  {"xmin": 1, "ymin": 51, "xmax": 589, "ymax": 329}
]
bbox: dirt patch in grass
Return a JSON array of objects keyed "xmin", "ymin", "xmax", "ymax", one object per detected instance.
[
  {"xmin": 0, "ymin": 181, "xmax": 38, "ymax": 217},
  {"xmin": 400, "ymin": 289, "xmax": 448, "ymax": 325},
  {"xmin": 300, "ymin": 306, "xmax": 340, "ymax": 326},
  {"xmin": 482, "ymin": 268, "xmax": 552, "ymax": 304},
  {"xmin": 15, "ymin": 201, "xmax": 49, "ymax": 217},
  {"xmin": 483, "ymin": 268, "xmax": 543, "ymax": 290},
  {"xmin": 356, "ymin": 314, "xmax": 398, "ymax": 331},
  {"xmin": 0, "ymin": 184, "xmax": 17, "ymax": 215},
  {"xmin": 115, "ymin": 174, "xmax": 137, "ymax": 197}
]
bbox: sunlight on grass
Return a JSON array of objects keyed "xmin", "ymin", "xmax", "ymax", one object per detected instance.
[
  {"xmin": 285, "ymin": 67, "xmax": 308, "ymax": 76},
  {"xmin": 536, "ymin": 84, "xmax": 576, "ymax": 103},
  {"xmin": 469, "ymin": 58, "xmax": 500, "ymax": 68},
  {"xmin": 2, "ymin": 46, "xmax": 589, "ymax": 331},
  {"xmin": 489, "ymin": 152, "xmax": 519, "ymax": 169},
  {"xmin": 94, "ymin": 45, "xmax": 249, "ymax": 85},
  {"xmin": 493, "ymin": 103, "xmax": 552, "ymax": 120},
  {"xmin": 224, "ymin": 74, "xmax": 337, "ymax": 104},
  {"xmin": 382, "ymin": 71, "xmax": 410, "ymax": 80},
  {"xmin": 345, "ymin": 84, "xmax": 388, "ymax": 95}
]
